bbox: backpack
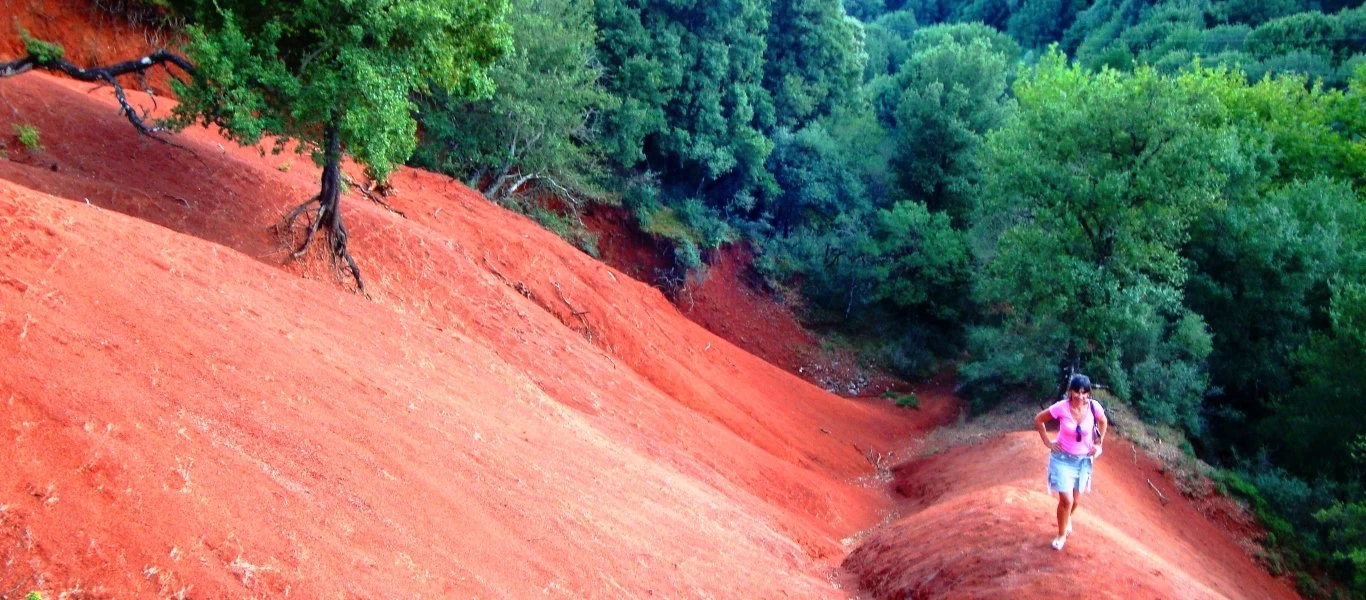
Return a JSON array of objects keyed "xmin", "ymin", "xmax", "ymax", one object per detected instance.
[{"xmin": 1090, "ymin": 400, "xmax": 1102, "ymax": 445}]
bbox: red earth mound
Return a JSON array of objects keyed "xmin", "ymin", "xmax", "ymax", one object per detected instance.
[
  {"xmin": 0, "ymin": 69, "xmax": 959, "ymax": 597},
  {"xmin": 844, "ymin": 431, "xmax": 1300, "ymax": 599}
]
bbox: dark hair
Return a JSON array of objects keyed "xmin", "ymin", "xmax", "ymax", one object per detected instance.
[{"xmin": 1068, "ymin": 374, "xmax": 1092, "ymax": 392}]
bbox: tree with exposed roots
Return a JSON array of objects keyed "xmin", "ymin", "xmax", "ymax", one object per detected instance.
[{"xmin": 2, "ymin": 0, "xmax": 510, "ymax": 292}]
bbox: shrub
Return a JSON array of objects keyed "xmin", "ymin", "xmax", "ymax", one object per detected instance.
[
  {"xmin": 18, "ymin": 29, "xmax": 63, "ymax": 64},
  {"xmin": 673, "ymin": 239, "xmax": 702, "ymax": 271},
  {"xmin": 1315, "ymin": 499, "xmax": 1366, "ymax": 594},
  {"xmin": 13, "ymin": 124, "xmax": 42, "ymax": 152},
  {"xmin": 883, "ymin": 390, "xmax": 920, "ymax": 409}
]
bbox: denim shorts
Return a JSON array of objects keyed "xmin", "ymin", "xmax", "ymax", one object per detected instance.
[{"xmin": 1047, "ymin": 450, "xmax": 1094, "ymax": 494}]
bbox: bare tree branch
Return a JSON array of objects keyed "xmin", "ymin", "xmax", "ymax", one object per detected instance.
[{"xmin": 3, "ymin": 49, "xmax": 203, "ymax": 159}]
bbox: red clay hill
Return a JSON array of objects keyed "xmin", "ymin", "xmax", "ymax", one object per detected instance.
[{"xmin": 0, "ymin": 3, "xmax": 1300, "ymax": 598}]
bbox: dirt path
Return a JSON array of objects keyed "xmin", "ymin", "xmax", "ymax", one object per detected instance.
[{"xmin": 843, "ymin": 431, "xmax": 1300, "ymax": 599}]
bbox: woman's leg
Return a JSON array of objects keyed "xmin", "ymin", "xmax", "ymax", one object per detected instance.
[
  {"xmin": 1056, "ymin": 491, "xmax": 1074, "ymax": 537},
  {"xmin": 1067, "ymin": 488, "xmax": 1080, "ymax": 533}
]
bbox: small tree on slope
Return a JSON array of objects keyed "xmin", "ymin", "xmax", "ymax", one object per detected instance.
[{"xmin": 2, "ymin": 1, "xmax": 510, "ymax": 292}]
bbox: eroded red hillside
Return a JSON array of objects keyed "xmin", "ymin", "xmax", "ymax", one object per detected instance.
[{"xmin": 0, "ymin": 68, "xmax": 958, "ymax": 597}]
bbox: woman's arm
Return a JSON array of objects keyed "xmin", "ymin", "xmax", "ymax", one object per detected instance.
[
  {"xmin": 1096, "ymin": 409, "xmax": 1109, "ymax": 444},
  {"xmin": 1034, "ymin": 409, "xmax": 1056, "ymax": 450}
]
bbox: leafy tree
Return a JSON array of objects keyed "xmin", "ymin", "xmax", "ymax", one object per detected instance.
[
  {"xmin": 1315, "ymin": 495, "xmax": 1366, "ymax": 595},
  {"xmin": 1245, "ymin": 8, "xmax": 1366, "ymax": 65},
  {"xmin": 412, "ymin": 0, "xmax": 612, "ymax": 203},
  {"xmin": 890, "ymin": 26, "xmax": 1015, "ymax": 224},
  {"xmin": 899, "ymin": 0, "xmax": 953, "ymax": 24},
  {"xmin": 862, "ymin": 10, "xmax": 919, "ymax": 80},
  {"xmin": 1210, "ymin": 0, "xmax": 1307, "ymax": 26},
  {"xmin": 945, "ymin": 0, "xmax": 1012, "ymax": 31},
  {"xmin": 1064, "ymin": 0, "xmax": 1160, "ymax": 68},
  {"xmin": 764, "ymin": 0, "xmax": 866, "ymax": 128},
  {"xmin": 1329, "ymin": 63, "xmax": 1366, "ymax": 188},
  {"xmin": 1006, "ymin": 0, "xmax": 1089, "ymax": 48},
  {"xmin": 765, "ymin": 124, "xmax": 872, "ymax": 235},
  {"xmin": 843, "ymin": 0, "xmax": 887, "ymax": 21},
  {"xmin": 1272, "ymin": 281, "xmax": 1366, "ymax": 482},
  {"xmin": 5, "ymin": 0, "xmax": 510, "ymax": 292},
  {"xmin": 909, "ymin": 21, "xmax": 1022, "ymax": 57},
  {"xmin": 966, "ymin": 52, "xmax": 1241, "ymax": 431},
  {"xmin": 1187, "ymin": 178, "xmax": 1364, "ymax": 418},
  {"xmin": 760, "ymin": 209, "xmax": 883, "ymax": 321},
  {"xmin": 870, "ymin": 199, "xmax": 970, "ymax": 322},
  {"xmin": 174, "ymin": 0, "xmax": 508, "ymax": 291},
  {"xmin": 1174, "ymin": 69, "xmax": 1366, "ymax": 463},
  {"xmin": 593, "ymin": 0, "xmax": 777, "ymax": 208}
]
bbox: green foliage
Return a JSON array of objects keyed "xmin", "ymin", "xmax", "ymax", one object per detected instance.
[
  {"xmin": 765, "ymin": 119, "xmax": 882, "ymax": 234},
  {"xmin": 758, "ymin": 209, "xmax": 881, "ymax": 320},
  {"xmin": 673, "ymin": 239, "xmax": 703, "ymax": 271},
  {"xmin": 1245, "ymin": 8, "xmax": 1366, "ymax": 65},
  {"xmin": 1316, "ymin": 499, "xmax": 1366, "ymax": 593},
  {"xmin": 863, "ymin": 10, "xmax": 919, "ymax": 79},
  {"xmin": 1218, "ymin": 461, "xmax": 1361, "ymax": 596},
  {"xmin": 12, "ymin": 124, "xmax": 42, "ymax": 152},
  {"xmin": 1059, "ymin": 2, "xmax": 1366, "ymax": 87},
  {"xmin": 966, "ymin": 52, "xmax": 1240, "ymax": 426},
  {"xmin": 871, "ymin": 200, "xmax": 970, "ymax": 319},
  {"xmin": 884, "ymin": 390, "xmax": 920, "ymax": 409},
  {"xmin": 624, "ymin": 180, "xmax": 732, "ymax": 274},
  {"xmin": 1272, "ymin": 281, "xmax": 1366, "ymax": 481},
  {"xmin": 1005, "ymin": 0, "xmax": 1089, "ymax": 48},
  {"xmin": 900, "ymin": 0, "xmax": 953, "ymax": 24},
  {"xmin": 594, "ymin": 0, "xmax": 776, "ymax": 200},
  {"xmin": 843, "ymin": 0, "xmax": 885, "ymax": 21},
  {"xmin": 166, "ymin": 0, "xmax": 510, "ymax": 181},
  {"xmin": 1211, "ymin": 0, "xmax": 1305, "ymax": 26},
  {"xmin": 25, "ymin": 592, "xmax": 42, "ymax": 600},
  {"xmin": 764, "ymin": 0, "xmax": 865, "ymax": 127},
  {"xmin": 891, "ymin": 26, "xmax": 1015, "ymax": 224},
  {"xmin": 18, "ymin": 28, "xmax": 64, "ymax": 64},
  {"xmin": 1187, "ymin": 178, "xmax": 1365, "ymax": 426},
  {"xmin": 412, "ymin": 0, "xmax": 611, "ymax": 200}
]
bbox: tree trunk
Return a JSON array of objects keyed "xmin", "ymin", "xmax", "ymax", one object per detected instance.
[
  {"xmin": 506, "ymin": 173, "xmax": 536, "ymax": 197},
  {"xmin": 287, "ymin": 124, "xmax": 365, "ymax": 292},
  {"xmin": 483, "ymin": 163, "xmax": 513, "ymax": 200},
  {"xmin": 467, "ymin": 166, "xmax": 488, "ymax": 190},
  {"xmin": 1, "ymin": 50, "xmax": 196, "ymax": 144}
]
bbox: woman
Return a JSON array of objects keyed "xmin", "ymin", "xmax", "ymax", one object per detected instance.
[{"xmin": 1033, "ymin": 373, "xmax": 1108, "ymax": 550}]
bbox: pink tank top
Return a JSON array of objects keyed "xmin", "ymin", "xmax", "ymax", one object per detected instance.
[{"xmin": 1049, "ymin": 399, "xmax": 1105, "ymax": 456}]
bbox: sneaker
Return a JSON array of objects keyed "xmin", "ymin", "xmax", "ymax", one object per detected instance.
[{"xmin": 1051, "ymin": 535, "xmax": 1067, "ymax": 551}]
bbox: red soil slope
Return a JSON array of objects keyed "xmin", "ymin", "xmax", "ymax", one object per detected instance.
[
  {"xmin": 0, "ymin": 71, "xmax": 959, "ymax": 597},
  {"xmin": 845, "ymin": 432, "xmax": 1300, "ymax": 599}
]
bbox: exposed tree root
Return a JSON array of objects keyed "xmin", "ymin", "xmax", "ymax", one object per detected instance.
[
  {"xmin": 279, "ymin": 125, "xmax": 366, "ymax": 294},
  {"xmin": 346, "ymin": 175, "xmax": 405, "ymax": 218},
  {"xmin": 6, "ymin": 48, "xmax": 369, "ymax": 294}
]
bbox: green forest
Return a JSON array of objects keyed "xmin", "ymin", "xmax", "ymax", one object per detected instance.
[{"xmin": 8, "ymin": 0, "xmax": 1365, "ymax": 595}]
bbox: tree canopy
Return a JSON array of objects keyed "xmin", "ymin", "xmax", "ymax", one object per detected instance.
[{"xmin": 168, "ymin": 0, "xmax": 510, "ymax": 181}]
